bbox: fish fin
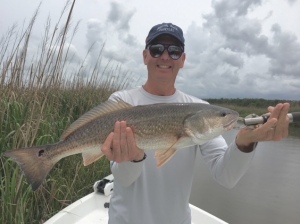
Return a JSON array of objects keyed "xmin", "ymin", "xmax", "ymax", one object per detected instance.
[
  {"xmin": 155, "ymin": 147, "xmax": 177, "ymax": 168},
  {"xmin": 61, "ymin": 99, "xmax": 132, "ymax": 140},
  {"xmin": 82, "ymin": 146, "xmax": 104, "ymax": 166},
  {"xmin": 154, "ymin": 136, "xmax": 196, "ymax": 167},
  {"xmin": 3, "ymin": 145, "xmax": 56, "ymax": 191}
]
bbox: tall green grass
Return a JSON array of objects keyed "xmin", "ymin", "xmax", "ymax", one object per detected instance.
[{"xmin": 0, "ymin": 1, "xmax": 131, "ymax": 223}]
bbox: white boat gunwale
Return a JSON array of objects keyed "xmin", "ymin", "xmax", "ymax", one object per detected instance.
[{"xmin": 44, "ymin": 175, "xmax": 228, "ymax": 224}]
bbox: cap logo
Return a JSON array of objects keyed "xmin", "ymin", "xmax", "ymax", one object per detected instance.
[{"xmin": 156, "ymin": 24, "xmax": 178, "ymax": 33}]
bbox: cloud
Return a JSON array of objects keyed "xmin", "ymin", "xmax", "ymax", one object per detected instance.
[
  {"xmin": 268, "ymin": 24, "xmax": 300, "ymax": 77},
  {"xmin": 218, "ymin": 48, "xmax": 244, "ymax": 68},
  {"xmin": 107, "ymin": 1, "xmax": 136, "ymax": 32},
  {"xmin": 86, "ymin": 19, "xmax": 104, "ymax": 46},
  {"xmin": 84, "ymin": 18, "xmax": 106, "ymax": 68},
  {"xmin": 290, "ymin": 80, "xmax": 300, "ymax": 88},
  {"xmin": 175, "ymin": 0, "xmax": 300, "ymax": 100},
  {"xmin": 81, "ymin": 2, "xmax": 144, "ymax": 86},
  {"xmin": 107, "ymin": 2, "xmax": 122, "ymax": 23},
  {"xmin": 212, "ymin": 0, "xmax": 263, "ymax": 17},
  {"xmin": 287, "ymin": 0, "xmax": 298, "ymax": 4},
  {"xmin": 73, "ymin": 0, "xmax": 299, "ymax": 99}
]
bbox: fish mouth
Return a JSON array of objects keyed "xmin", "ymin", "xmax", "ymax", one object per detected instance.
[{"xmin": 223, "ymin": 118, "xmax": 238, "ymax": 130}]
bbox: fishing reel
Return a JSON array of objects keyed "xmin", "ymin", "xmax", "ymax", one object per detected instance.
[{"xmin": 238, "ymin": 112, "xmax": 300, "ymax": 129}]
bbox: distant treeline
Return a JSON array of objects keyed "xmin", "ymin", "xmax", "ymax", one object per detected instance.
[{"xmin": 205, "ymin": 98, "xmax": 300, "ymax": 110}]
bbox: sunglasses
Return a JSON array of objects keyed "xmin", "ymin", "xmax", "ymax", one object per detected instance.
[{"xmin": 147, "ymin": 44, "xmax": 184, "ymax": 60}]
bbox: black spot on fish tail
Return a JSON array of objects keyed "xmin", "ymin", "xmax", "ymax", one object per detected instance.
[{"xmin": 38, "ymin": 150, "xmax": 45, "ymax": 157}]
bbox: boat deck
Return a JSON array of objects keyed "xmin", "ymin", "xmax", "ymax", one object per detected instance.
[{"xmin": 45, "ymin": 192, "xmax": 227, "ymax": 224}]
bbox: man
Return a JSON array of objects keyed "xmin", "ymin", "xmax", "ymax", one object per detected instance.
[{"xmin": 101, "ymin": 23, "xmax": 290, "ymax": 224}]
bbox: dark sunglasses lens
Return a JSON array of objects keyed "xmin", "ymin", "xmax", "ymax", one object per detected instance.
[
  {"xmin": 149, "ymin": 45, "xmax": 164, "ymax": 58},
  {"xmin": 148, "ymin": 44, "xmax": 183, "ymax": 60},
  {"xmin": 168, "ymin": 46, "xmax": 182, "ymax": 60}
]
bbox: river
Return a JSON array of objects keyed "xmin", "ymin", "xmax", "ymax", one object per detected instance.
[{"xmin": 190, "ymin": 130, "xmax": 300, "ymax": 224}]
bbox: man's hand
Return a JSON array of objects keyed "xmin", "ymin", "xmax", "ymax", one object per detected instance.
[
  {"xmin": 102, "ymin": 121, "xmax": 145, "ymax": 163},
  {"xmin": 236, "ymin": 103, "xmax": 290, "ymax": 152}
]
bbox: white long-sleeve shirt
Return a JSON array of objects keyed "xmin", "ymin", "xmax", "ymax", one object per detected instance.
[{"xmin": 108, "ymin": 87, "xmax": 255, "ymax": 224}]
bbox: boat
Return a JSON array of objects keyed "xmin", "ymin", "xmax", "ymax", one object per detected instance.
[{"xmin": 44, "ymin": 175, "xmax": 228, "ymax": 224}]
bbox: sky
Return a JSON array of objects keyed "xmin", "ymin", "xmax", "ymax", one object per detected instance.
[{"xmin": 0, "ymin": 0, "xmax": 300, "ymax": 100}]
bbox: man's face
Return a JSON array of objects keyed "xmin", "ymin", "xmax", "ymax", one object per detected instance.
[{"xmin": 143, "ymin": 35, "xmax": 186, "ymax": 83}]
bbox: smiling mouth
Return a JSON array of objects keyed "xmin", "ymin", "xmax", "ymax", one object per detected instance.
[{"xmin": 157, "ymin": 65, "xmax": 171, "ymax": 69}]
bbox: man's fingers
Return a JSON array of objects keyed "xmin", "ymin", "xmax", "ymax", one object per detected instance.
[
  {"xmin": 103, "ymin": 120, "xmax": 143, "ymax": 163},
  {"xmin": 126, "ymin": 127, "xmax": 138, "ymax": 159},
  {"xmin": 273, "ymin": 103, "xmax": 290, "ymax": 140},
  {"xmin": 236, "ymin": 103, "xmax": 290, "ymax": 148},
  {"xmin": 112, "ymin": 121, "xmax": 131, "ymax": 162},
  {"xmin": 256, "ymin": 103, "xmax": 290, "ymax": 141},
  {"xmin": 277, "ymin": 103, "xmax": 290, "ymax": 124},
  {"xmin": 120, "ymin": 121, "xmax": 129, "ymax": 160},
  {"xmin": 112, "ymin": 121, "xmax": 122, "ymax": 161},
  {"xmin": 102, "ymin": 132, "xmax": 114, "ymax": 160},
  {"xmin": 269, "ymin": 103, "xmax": 283, "ymax": 120},
  {"xmin": 267, "ymin": 106, "xmax": 275, "ymax": 113}
]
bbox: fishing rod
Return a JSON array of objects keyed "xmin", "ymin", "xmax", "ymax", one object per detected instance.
[{"xmin": 242, "ymin": 112, "xmax": 300, "ymax": 126}]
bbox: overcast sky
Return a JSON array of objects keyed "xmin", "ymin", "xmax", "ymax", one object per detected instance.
[{"xmin": 1, "ymin": 0, "xmax": 299, "ymax": 100}]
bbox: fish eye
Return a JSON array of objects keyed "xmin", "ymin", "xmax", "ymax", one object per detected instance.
[{"xmin": 220, "ymin": 111, "xmax": 227, "ymax": 117}]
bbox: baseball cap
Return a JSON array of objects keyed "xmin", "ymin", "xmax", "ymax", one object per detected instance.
[{"xmin": 145, "ymin": 23, "xmax": 185, "ymax": 47}]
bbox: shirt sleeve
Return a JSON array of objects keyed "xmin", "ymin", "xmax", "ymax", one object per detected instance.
[
  {"xmin": 110, "ymin": 161, "xmax": 145, "ymax": 187},
  {"xmin": 200, "ymin": 135, "xmax": 256, "ymax": 189}
]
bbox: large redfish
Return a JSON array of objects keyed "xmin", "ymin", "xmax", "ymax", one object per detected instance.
[{"xmin": 4, "ymin": 99, "xmax": 239, "ymax": 190}]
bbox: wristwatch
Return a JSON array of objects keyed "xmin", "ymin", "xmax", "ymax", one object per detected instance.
[{"xmin": 131, "ymin": 153, "xmax": 147, "ymax": 163}]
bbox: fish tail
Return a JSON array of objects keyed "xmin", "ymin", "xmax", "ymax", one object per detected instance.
[{"xmin": 3, "ymin": 145, "xmax": 56, "ymax": 191}]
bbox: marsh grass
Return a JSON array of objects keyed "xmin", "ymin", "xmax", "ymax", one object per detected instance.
[{"xmin": 0, "ymin": 1, "xmax": 130, "ymax": 223}]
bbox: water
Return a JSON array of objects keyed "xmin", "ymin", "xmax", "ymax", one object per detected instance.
[{"xmin": 190, "ymin": 130, "xmax": 300, "ymax": 224}]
